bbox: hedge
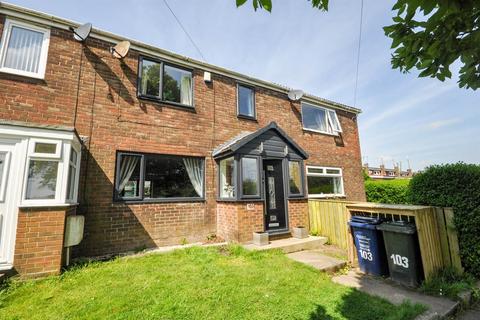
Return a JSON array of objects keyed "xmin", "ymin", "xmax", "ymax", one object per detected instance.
[
  {"xmin": 365, "ymin": 179, "xmax": 410, "ymax": 204},
  {"xmin": 408, "ymin": 163, "xmax": 480, "ymax": 277}
]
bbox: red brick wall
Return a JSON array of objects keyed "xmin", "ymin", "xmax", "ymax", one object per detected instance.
[
  {"xmin": 0, "ymin": 15, "xmax": 365, "ymax": 258},
  {"xmin": 217, "ymin": 202, "xmax": 264, "ymax": 242},
  {"xmin": 14, "ymin": 206, "xmax": 75, "ymax": 278},
  {"xmin": 288, "ymin": 199, "xmax": 310, "ymax": 231}
]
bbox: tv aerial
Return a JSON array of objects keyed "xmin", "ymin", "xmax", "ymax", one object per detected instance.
[
  {"xmin": 69, "ymin": 22, "xmax": 92, "ymax": 42},
  {"xmin": 287, "ymin": 89, "xmax": 304, "ymax": 101},
  {"xmin": 110, "ymin": 41, "xmax": 131, "ymax": 59}
]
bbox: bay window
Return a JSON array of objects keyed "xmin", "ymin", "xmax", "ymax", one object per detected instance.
[
  {"xmin": 219, "ymin": 157, "xmax": 235, "ymax": 199},
  {"xmin": 115, "ymin": 152, "xmax": 204, "ymax": 201},
  {"xmin": 306, "ymin": 166, "xmax": 344, "ymax": 198},
  {"xmin": 138, "ymin": 57, "xmax": 193, "ymax": 107},
  {"xmin": 241, "ymin": 157, "xmax": 259, "ymax": 197},
  {"xmin": 0, "ymin": 19, "xmax": 50, "ymax": 79},
  {"xmin": 301, "ymin": 103, "xmax": 342, "ymax": 135}
]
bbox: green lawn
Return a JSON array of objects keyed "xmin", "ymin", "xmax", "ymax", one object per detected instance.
[{"xmin": 0, "ymin": 246, "xmax": 425, "ymax": 320}]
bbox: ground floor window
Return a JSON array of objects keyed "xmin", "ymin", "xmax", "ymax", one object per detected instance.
[
  {"xmin": 288, "ymin": 160, "xmax": 303, "ymax": 196},
  {"xmin": 219, "ymin": 157, "xmax": 235, "ymax": 199},
  {"xmin": 306, "ymin": 166, "xmax": 344, "ymax": 198},
  {"xmin": 115, "ymin": 152, "xmax": 205, "ymax": 201}
]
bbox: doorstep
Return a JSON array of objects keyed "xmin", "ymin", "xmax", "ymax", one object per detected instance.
[
  {"xmin": 243, "ymin": 235, "xmax": 328, "ymax": 254},
  {"xmin": 287, "ymin": 249, "xmax": 347, "ymax": 273},
  {"xmin": 332, "ymin": 269, "xmax": 459, "ymax": 320}
]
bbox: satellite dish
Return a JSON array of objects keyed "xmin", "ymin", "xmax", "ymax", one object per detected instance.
[
  {"xmin": 110, "ymin": 41, "xmax": 130, "ymax": 59},
  {"xmin": 287, "ymin": 89, "xmax": 304, "ymax": 101},
  {"xmin": 69, "ymin": 23, "xmax": 92, "ymax": 42}
]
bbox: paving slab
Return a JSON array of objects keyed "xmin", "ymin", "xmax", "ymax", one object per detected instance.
[
  {"xmin": 456, "ymin": 303, "xmax": 480, "ymax": 320},
  {"xmin": 332, "ymin": 270, "xmax": 458, "ymax": 320},
  {"xmin": 287, "ymin": 249, "xmax": 346, "ymax": 273},
  {"xmin": 243, "ymin": 236, "xmax": 327, "ymax": 253}
]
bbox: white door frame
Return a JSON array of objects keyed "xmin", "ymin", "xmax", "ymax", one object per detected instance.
[{"xmin": 0, "ymin": 137, "xmax": 27, "ymax": 270}]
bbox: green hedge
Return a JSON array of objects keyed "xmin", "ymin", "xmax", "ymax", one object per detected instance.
[
  {"xmin": 408, "ymin": 163, "xmax": 480, "ymax": 277},
  {"xmin": 365, "ymin": 179, "xmax": 410, "ymax": 204}
]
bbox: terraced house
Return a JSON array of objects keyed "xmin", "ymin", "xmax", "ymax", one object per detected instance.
[{"xmin": 0, "ymin": 3, "xmax": 365, "ymax": 278}]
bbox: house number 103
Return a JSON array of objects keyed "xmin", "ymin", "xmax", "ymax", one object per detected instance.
[{"xmin": 390, "ymin": 254, "xmax": 409, "ymax": 268}]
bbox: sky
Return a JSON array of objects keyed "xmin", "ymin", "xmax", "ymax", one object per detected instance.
[{"xmin": 6, "ymin": 0, "xmax": 479, "ymax": 171}]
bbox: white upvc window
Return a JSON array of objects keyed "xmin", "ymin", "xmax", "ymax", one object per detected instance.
[
  {"xmin": 306, "ymin": 166, "xmax": 345, "ymax": 198},
  {"xmin": 22, "ymin": 138, "xmax": 81, "ymax": 206},
  {"xmin": 301, "ymin": 103, "xmax": 343, "ymax": 135},
  {"xmin": 0, "ymin": 18, "xmax": 50, "ymax": 79}
]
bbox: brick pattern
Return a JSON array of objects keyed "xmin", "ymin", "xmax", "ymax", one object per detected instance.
[
  {"xmin": 217, "ymin": 202, "xmax": 264, "ymax": 242},
  {"xmin": 0, "ymin": 16, "xmax": 366, "ymax": 260},
  {"xmin": 288, "ymin": 199, "xmax": 310, "ymax": 231},
  {"xmin": 13, "ymin": 206, "xmax": 75, "ymax": 278}
]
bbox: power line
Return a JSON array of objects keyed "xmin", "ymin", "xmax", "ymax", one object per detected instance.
[
  {"xmin": 162, "ymin": 0, "xmax": 207, "ymax": 62},
  {"xmin": 353, "ymin": 0, "xmax": 364, "ymax": 107}
]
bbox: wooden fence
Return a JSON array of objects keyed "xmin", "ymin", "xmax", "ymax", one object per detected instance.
[{"xmin": 308, "ymin": 200, "xmax": 462, "ymax": 280}]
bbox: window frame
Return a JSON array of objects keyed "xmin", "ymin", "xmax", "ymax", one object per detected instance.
[
  {"xmin": 301, "ymin": 102, "xmax": 343, "ymax": 136},
  {"xmin": 0, "ymin": 18, "xmax": 50, "ymax": 79},
  {"xmin": 236, "ymin": 83, "xmax": 256, "ymax": 120},
  {"xmin": 0, "ymin": 151, "xmax": 11, "ymax": 202},
  {"xmin": 287, "ymin": 160, "xmax": 305, "ymax": 198},
  {"xmin": 66, "ymin": 145, "xmax": 81, "ymax": 203},
  {"xmin": 239, "ymin": 156, "xmax": 261, "ymax": 199},
  {"xmin": 218, "ymin": 156, "xmax": 237, "ymax": 200},
  {"xmin": 114, "ymin": 151, "xmax": 206, "ymax": 203},
  {"xmin": 306, "ymin": 165, "xmax": 345, "ymax": 198},
  {"xmin": 137, "ymin": 56, "xmax": 195, "ymax": 109}
]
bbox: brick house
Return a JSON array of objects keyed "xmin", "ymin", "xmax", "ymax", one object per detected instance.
[{"xmin": 0, "ymin": 3, "xmax": 365, "ymax": 278}]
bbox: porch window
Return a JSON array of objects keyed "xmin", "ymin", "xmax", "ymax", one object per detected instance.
[
  {"xmin": 306, "ymin": 166, "xmax": 344, "ymax": 198},
  {"xmin": 0, "ymin": 19, "xmax": 50, "ymax": 79},
  {"xmin": 25, "ymin": 160, "xmax": 58, "ymax": 200},
  {"xmin": 241, "ymin": 157, "xmax": 259, "ymax": 197},
  {"xmin": 237, "ymin": 84, "xmax": 255, "ymax": 119},
  {"xmin": 288, "ymin": 161, "xmax": 303, "ymax": 196},
  {"xmin": 301, "ymin": 103, "xmax": 342, "ymax": 135},
  {"xmin": 219, "ymin": 157, "xmax": 236, "ymax": 199},
  {"xmin": 115, "ymin": 152, "xmax": 204, "ymax": 201},
  {"xmin": 138, "ymin": 57, "xmax": 193, "ymax": 107}
]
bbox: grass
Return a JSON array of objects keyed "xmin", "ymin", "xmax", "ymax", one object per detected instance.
[
  {"xmin": 0, "ymin": 246, "xmax": 426, "ymax": 320},
  {"xmin": 420, "ymin": 267, "xmax": 478, "ymax": 301}
]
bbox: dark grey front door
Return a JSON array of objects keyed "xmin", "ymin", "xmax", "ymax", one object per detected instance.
[{"xmin": 263, "ymin": 159, "xmax": 287, "ymax": 231}]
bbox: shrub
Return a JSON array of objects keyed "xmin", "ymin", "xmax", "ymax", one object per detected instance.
[
  {"xmin": 420, "ymin": 267, "xmax": 477, "ymax": 300},
  {"xmin": 408, "ymin": 163, "xmax": 480, "ymax": 276},
  {"xmin": 365, "ymin": 179, "xmax": 410, "ymax": 204}
]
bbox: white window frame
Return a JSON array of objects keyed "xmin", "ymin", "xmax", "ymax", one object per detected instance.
[
  {"xmin": 0, "ymin": 151, "xmax": 11, "ymax": 202},
  {"xmin": 0, "ymin": 18, "xmax": 50, "ymax": 79},
  {"xmin": 306, "ymin": 165, "xmax": 345, "ymax": 198},
  {"xmin": 66, "ymin": 145, "xmax": 81, "ymax": 203},
  {"xmin": 28, "ymin": 138, "xmax": 62, "ymax": 159},
  {"xmin": 301, "ymin": 102, "xmax": 343, "ymax": 135}
]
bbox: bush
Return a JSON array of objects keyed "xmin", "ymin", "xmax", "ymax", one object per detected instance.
[
  {"xmin": 408, "ymin": 163, "xmax": 480, "ymax": 276},
  {"xmin": 365, "ymin": 179, "xmax": 410, "ymax": 204}
]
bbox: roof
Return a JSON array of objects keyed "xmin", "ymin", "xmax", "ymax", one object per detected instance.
[
  {"xmin": 0, "ymin": 2, "xmax": 362, "ymax": 115},
  {"xmin": 212, "ymin": 122, "xmax": 309, "ymax": 159}
]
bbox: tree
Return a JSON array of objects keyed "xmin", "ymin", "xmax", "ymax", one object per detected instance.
[{"xmin": 235, "ymin": 0, "xmax": 480, "ymax": 90}]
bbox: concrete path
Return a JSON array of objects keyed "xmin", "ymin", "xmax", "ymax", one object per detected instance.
[
  {"xmin": 243, "ymin": 236, "xmax": 327, "ymax": 254},
  {"xmin": 287, "ymin": 249, "xmax": 346, "ymax": 273},
  {"xmin": 332, "ymin": 270, "xmax": 458, "ymax": 320},
  {"xmin": 456, "ymin": 303, "xmax": 480, "ymax": 320}
]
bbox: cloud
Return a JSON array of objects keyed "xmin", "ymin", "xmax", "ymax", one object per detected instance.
[{"xmin": 426, "ymin": 118, "xmax": 462, "ymax": 130}]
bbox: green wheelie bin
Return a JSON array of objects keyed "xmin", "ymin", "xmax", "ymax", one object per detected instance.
[{"xmin": 377, "ymin": 221, "xmax": 424, "ymax": 287}]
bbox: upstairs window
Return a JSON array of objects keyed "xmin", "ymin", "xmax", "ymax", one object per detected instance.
[
  {"xmin": 138, "ymin": 57, "xmax": 193, "ymax": 107},
  {"xmin": 306, "ymin": 166, "xmax": 344, "ymax": 198},
  {"xmin": 237, "ymin": 84, "xmax": 255, "ymax": 119},
  {"xmin": 0, "ymin": 19, "xmax": 50, "ymax": 79},
  {"xmin": 301, "ymin": 103, "xmax": 342, "ymax": 135}
]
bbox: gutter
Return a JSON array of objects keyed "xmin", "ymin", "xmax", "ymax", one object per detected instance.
[{"xmin": 0, "ymin": 2, "xmax": 362, "ymax": 115}]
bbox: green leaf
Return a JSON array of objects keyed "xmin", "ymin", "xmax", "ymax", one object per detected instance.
[
  {"xmin": 260, "ymin": 0, "xmax": 272, "ymax": 12},
  {"xmin": 236, "ymin": 0, "xmax": 248, "ymax": 7}
]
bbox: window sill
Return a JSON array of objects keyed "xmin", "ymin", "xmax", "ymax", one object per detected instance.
[
  {"xmin": 216, "ymin": 198, "xmax": 264, "ymax": 203},
  {"xmin": 138, "ymin": 95, "xmax": 195, "ymax": 111},
  {"xmin": 237, "ymin": 114, "xmax": 257, "ymax": 121},
  {"xmin": 114, "ymin": 198, "xmax": 205, "ymax": 204},
  {"xmin": 0, "ymin": 68, "xmax": 45, "ymax": 80},
  {"xmin": 18, "ymin": 202, "xmax": 79, "ymax": 209},
  {"xmin": 302, "ymin": 128, "xmax": 340, "ymax": 137}
]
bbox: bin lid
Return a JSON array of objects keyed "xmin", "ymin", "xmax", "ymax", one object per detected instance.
[
  {"xmin": 377, "ymin": 220, "xmax": 416, "ymax": 234},
  {"xmin": 348, "ymin": 216, "xmax": 383, "ymax": 229}
]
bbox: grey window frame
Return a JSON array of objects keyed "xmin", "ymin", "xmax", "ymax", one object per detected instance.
[
  {"xmin": 236, "ymin": 83, "xmax": 256, "ymax": 120},
  {"xmin": 114, "ymin": 151, "xmax": 205, "ymax": 203},
  {"xmin": 137, "ymin": 56, "xmax": 195, "ymax": 109},
  {"xmin": 287, "ymin": 160, "xmax": 305, "ymax": 198},
  {"xmin": 239, "ymin": 155, "xmax": 261, "ymax": 199}
]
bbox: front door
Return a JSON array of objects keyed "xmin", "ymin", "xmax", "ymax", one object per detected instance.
[
  {"xmin": 0, "ymin": 140, "xmax": 20, "ymax": 268},
  {"xmin": 263, "ymin": 159, "xmax": 287, "ymax": 232}
]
